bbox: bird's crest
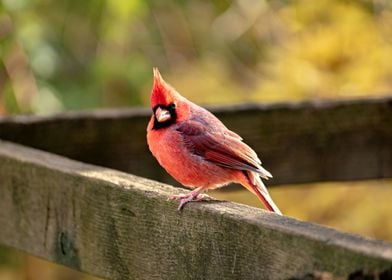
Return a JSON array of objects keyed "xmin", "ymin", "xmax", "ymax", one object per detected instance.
[{"xmin": 151, "ymin": 67, "xmax": 180, "ymax": 107}]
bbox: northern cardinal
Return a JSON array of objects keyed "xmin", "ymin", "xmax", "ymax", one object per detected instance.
[{"xmin": 147, "ymin": 67, "xmax": 281, "ymax": 215}]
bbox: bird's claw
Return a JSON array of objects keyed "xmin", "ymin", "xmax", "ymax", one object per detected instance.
[
  {"xmin": 168, "ymin": 193, "xmax": 208, "ymax": 211},
  {"xmin": 168, "ymin": 193, "xmax": 191, "ymax": 200}
]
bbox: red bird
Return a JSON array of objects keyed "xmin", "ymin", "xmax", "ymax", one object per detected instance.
[{"xmin": 147, "ymin": 67, "xmax": 282, "ymax": 215}]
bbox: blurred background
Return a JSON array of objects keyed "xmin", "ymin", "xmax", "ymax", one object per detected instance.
[{"xmin": 0, "ymin": 0, "xmax": 391, "ymax": 279}]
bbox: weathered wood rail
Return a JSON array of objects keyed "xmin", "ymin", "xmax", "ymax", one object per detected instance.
[{"xmin": 0, "ymin": 97, "xmax": 391, "ymax": 279}]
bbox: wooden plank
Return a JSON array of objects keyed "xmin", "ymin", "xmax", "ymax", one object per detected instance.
[
  {"xmin": 0, "ymin": 96, "xmax": 391, "ymax": 186},
  {"xmin": 0, "ymin": 141, "xmax": 391, "ymax": 279}
]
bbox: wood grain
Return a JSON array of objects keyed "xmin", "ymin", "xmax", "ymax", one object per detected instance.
[
  {"xmin": 0, "ymin": 141, "xmax": 391, "ymax": 279},
  {"xmin": 0, "ymin": 97, "xmax": 391, "ymax": 187}
]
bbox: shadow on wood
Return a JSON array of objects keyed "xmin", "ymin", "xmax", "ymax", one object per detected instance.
[{"xmin": 0, "ymin": 97, "xmax": 391, "ymax": 186}]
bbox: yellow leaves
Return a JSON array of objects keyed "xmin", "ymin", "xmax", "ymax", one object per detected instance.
[
  {"xmin": 254, "ymin": 0, "xmax": 392, "ymax": 101},
  {"xmin": 106, "ymin": 0, "xmax": 147, "ymax": 21}
]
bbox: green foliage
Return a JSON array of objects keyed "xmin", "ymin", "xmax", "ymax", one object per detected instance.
[{"xmin": 0, "ymin": 0, "xmax": 391, "ymax": 113}]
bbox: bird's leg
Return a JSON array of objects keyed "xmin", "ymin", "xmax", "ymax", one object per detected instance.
[{"xmin": 169, "ymin": 187, "xmax": 206, "ymax": 211}]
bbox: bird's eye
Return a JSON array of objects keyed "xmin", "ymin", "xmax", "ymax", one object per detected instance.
[{"xmin": 170, "ymin": 103, "xmax": 176, "ymax": 109}]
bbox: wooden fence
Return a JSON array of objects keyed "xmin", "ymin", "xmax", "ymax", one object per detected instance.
[{"xmin": 0, "ymin": 97, "xmax": 391, "ymax": 279}]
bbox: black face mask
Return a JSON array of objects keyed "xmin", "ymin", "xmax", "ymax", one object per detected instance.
[{"xmin": 152, "ymin": 103, "xmax": 177, "ymax": 129}]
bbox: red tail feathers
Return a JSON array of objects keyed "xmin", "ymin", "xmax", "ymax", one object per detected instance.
[{"xmin": 246, "ymin": 172, "xmax": 282, "ymax": 215}]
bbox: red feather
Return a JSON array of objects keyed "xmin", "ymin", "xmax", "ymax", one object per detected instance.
[{"xmin": 175, "ymin": 120, "xmax": 269, "ymax": 176}]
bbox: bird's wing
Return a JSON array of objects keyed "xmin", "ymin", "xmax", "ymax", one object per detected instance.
[{"xmin": 175, "ymin": 120, "xmax": 272, "ymax": 179}]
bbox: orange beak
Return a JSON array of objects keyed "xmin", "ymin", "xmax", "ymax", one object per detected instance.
[{"xmin": 155, "ymin": 107, "xmax": 171, "ymax": 122}]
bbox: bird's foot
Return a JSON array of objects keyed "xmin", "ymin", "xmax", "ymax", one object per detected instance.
[{"xmin": 168, "ymin": 192, "xmax": 208, "ymax": 211}]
